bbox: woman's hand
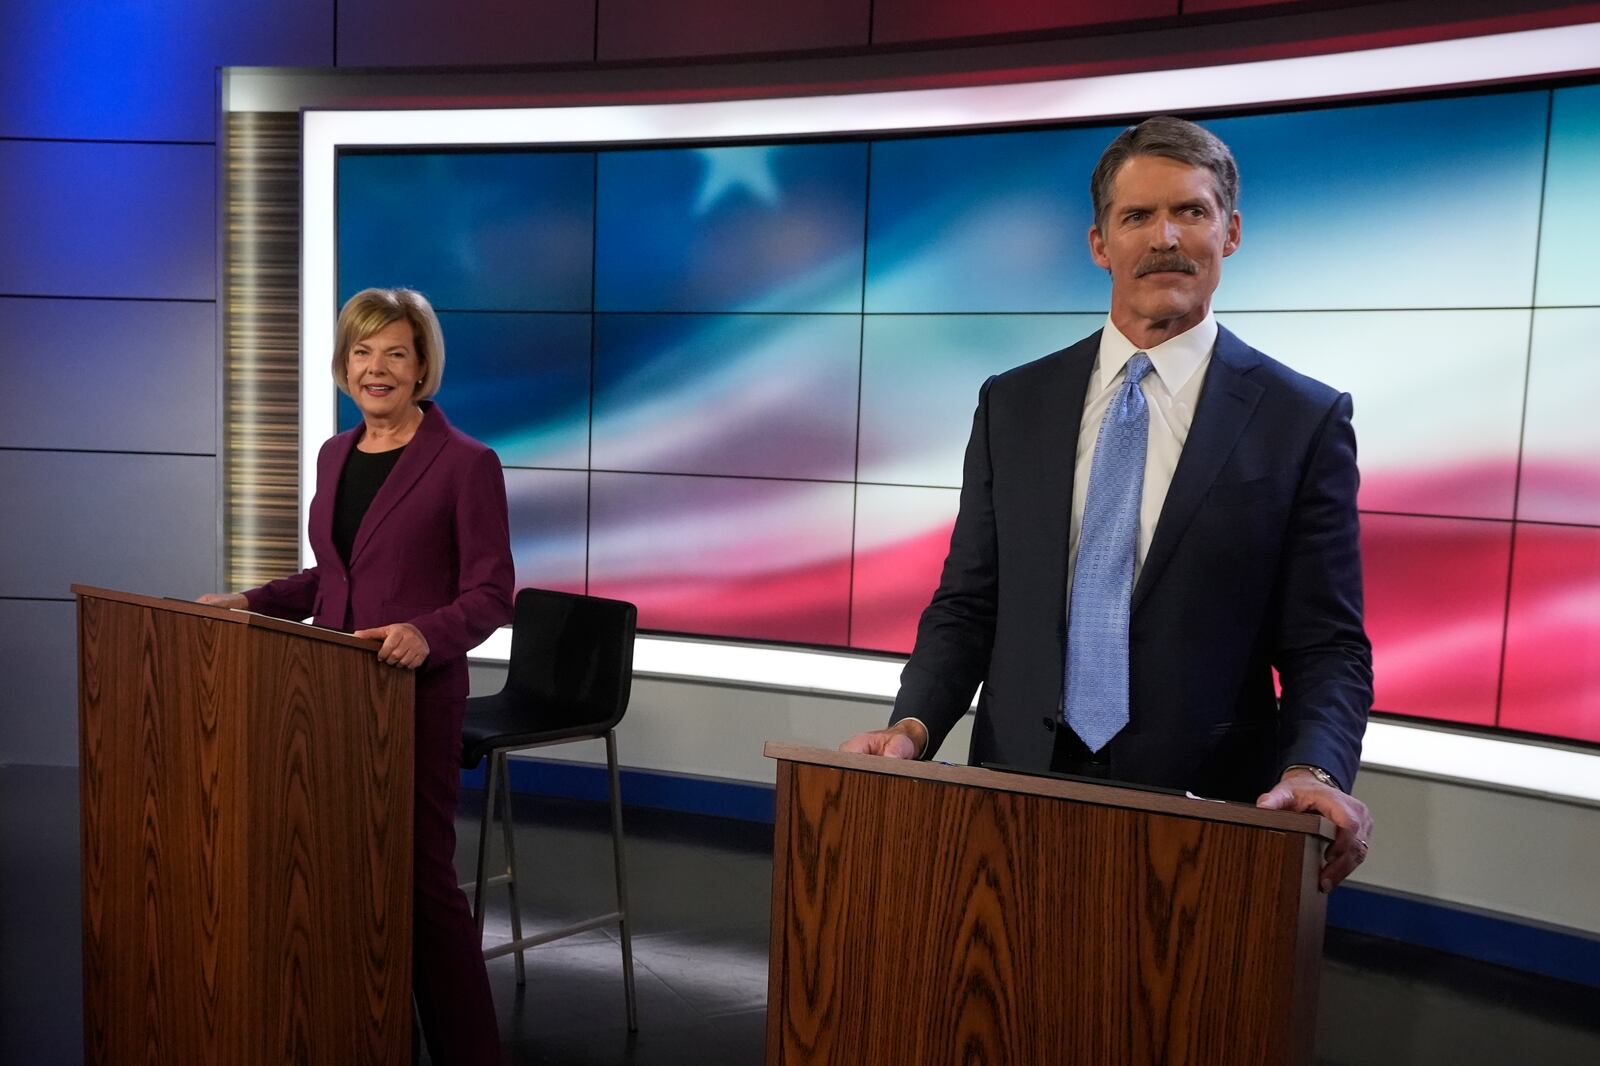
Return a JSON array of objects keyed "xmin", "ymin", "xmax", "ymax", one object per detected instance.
[
  {"xmin": 353, "ymin": 622, "xmax": 430, "ymax": 669},
  {"xmin": 197, "ymin": 593, "xmax": 249, "ymax": 609}
]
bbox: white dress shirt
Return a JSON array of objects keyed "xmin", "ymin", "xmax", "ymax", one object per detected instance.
[{"xmin": 1066, "ymin": 313, "xmax": 1216, "ymax": 597}]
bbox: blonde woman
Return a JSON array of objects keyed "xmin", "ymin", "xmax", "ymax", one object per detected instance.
[{"xmin": 204, "ymin": 287, "xmax": 513, "ymax": 1064}]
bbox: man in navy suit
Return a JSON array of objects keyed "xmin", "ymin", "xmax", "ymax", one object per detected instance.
[{"xmin": 842, "ymin": 116, "xmax": 1374, "ymax": 892}]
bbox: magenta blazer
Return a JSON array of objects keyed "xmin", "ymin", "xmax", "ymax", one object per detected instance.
[{"xmin": 244, "ymin": 402, "xmax": 515, "ymax": 702}]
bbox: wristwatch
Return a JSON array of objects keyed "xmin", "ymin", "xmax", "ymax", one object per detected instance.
[{"xmin": 1286, "ymin": 764, "xmax": 1341, "ymax": 791}]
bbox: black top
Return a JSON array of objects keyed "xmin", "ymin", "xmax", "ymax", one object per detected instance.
[{"xmin": 333, "ymin": 444, "xmax": 405, "ymax": 564}]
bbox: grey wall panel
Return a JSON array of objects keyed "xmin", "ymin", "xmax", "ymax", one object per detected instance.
[
  {"xmin": 337, "ymin": 0, "xmax": 593, "ymax": 67},
  {"xmin": 0, "ymin": 297, "xmax": 216, "ymax": 453},
  {"xmin": 0, "ymin": 1, "xmax": 333, "ymax": 141},
  {"xmin": 0, "ymin": 599, "xmax": 78, "ymax": 765},
  {"xmin": 0, "ymin": 141, "xmax": 215, "ymax": 300},
  {"xmin": 0, "ymin": 452, "xmax": 217, "ymax": 599}
]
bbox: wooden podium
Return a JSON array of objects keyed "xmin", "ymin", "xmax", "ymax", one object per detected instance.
[
  {"xmin": 74, "ymin": 586, "xmax": 415, "ymax": 1066},
  {"xmin": 764, "ymin": 743, "xmax": 1334, "ymax": 1066}
]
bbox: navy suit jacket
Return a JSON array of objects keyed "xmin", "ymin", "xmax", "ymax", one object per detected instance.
[
  {"xmin": 244, "ymin": 402, "xmax": 515, "ymax": 704},
  {"xmin": 889, "ymin": 326, "xmax": 1372, "ymax": 800}
]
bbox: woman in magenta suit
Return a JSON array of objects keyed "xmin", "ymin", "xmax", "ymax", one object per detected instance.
[{"xmin": 203, "ymin": 287, "xmax": 513, "ymax": 1065}]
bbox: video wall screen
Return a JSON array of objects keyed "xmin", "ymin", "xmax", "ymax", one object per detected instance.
[{"xmin": 335, "ymin": 82, "xmax": 1600, "ymax": 746}]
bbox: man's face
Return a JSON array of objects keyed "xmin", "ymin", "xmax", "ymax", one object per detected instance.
[{"xmin": 1088, "ymin": 154, "xmax": 1240, "ymax": 335}]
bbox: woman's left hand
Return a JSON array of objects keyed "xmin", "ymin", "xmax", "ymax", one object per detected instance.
[{"xmin": 353, "ymin": 622, "xmax": 431, "ymax": 669}]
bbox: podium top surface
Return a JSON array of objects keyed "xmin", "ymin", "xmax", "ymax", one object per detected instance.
[
  {"xmin": 72, "ymin": 584, "xmax": 382, "ymax": 654},
  {"xmin": 765, "ymin": 742, "xmax": 1334, "ymax": 841}
]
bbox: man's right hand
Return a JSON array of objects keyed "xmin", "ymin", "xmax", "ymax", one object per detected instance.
[
  {"xmin": 839, "ymin": 718, "xmax": 928, "ymax": 760},
  {"xmin": 197, "ymin": 593, "xmax": 248, "ymax": 610}
]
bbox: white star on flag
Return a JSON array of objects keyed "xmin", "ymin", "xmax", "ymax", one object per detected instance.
[{"xmin": 694, "ymin": 147, "xmax": 782, "ymax": 214}]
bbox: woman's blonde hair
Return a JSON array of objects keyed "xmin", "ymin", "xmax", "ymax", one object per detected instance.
[{"xmin": 331, "ymin": 287, "xmax": 446, "ymax": 401}]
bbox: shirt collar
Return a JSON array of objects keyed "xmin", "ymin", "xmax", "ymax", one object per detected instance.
[{"xmin": 1095, "ymin": 312, "xmax": 1217, "ymax": 394}]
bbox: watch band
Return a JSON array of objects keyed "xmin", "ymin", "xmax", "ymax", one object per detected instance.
[{"xmin": 1286, "ymin": 764, "xmax": 1342, "ymax": 791}]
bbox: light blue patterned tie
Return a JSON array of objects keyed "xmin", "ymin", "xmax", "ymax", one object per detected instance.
[{"xmin": 1065, "ymin": 352, "xmax": 1153, "ymax": 752}]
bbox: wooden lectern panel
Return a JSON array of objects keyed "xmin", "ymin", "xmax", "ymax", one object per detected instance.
[
  {"xmin": 80, "ymin": 594, "xmax": 250, "ymax": 1065},
  {"xmin": 78, "ymin": 589, "xmax": 413, "ymax": 1066},
  {"xmin": 245, "ymin": 625, "xmax": 414, "ymax": 1064},
  {"xmin": 768, "ymin": 752, "xmax": 1326, "ymax": 1066}
]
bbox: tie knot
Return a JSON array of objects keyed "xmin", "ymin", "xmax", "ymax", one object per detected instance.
[{"xmin": 1125, "ymin": 352, "xmax": 1154, "ymax": 387}]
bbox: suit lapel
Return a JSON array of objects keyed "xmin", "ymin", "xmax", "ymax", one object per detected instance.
[
  {"xmin": 1038, "ymin": 334, "xmax": 1099, "ymax": 606},
  {"xmin": 349, "ymin": 403, "xmax": 449, "ymax": 566},
  {"xmin": 1132, "ymin": 326, "xmax": 1263, "ymax": 610},
  {"xmin": 311, "ymin": 429, "xmax": 359, "ymax": 575}
]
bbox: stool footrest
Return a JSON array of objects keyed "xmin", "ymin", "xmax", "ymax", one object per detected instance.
[
  {"xmin": 481, "ymin": 912, "xmax": 624, "ymax": 959},
  {"xmin": 458, "ymin": 873, "xmax": 513, "ymax": 893}
]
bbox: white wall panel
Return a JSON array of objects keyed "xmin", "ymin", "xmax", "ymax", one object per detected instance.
[
  {"xmin": 467, "ymin": 662, "xmax": 971, "ymax": 785},
  {"xmin": 1352, "ymin": 770, "xmax": 1600, "ymax": 935}
]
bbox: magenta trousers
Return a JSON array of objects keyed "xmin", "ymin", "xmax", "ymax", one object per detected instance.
[{"xmin": 412, "ymin": 686, "xmax": 502, "ymax": 1065}]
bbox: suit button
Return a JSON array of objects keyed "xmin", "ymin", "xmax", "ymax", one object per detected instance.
[{"xmin": 1041, "ymin": 716, "xmax": 1057, "ymax": 732}]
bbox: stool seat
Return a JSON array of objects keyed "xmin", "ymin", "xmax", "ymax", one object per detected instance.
[{"xmin": 459, "ymin": 693, "xmax": 610, "ymax": 769}]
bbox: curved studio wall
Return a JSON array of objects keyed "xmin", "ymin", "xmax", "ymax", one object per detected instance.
[
  {"xmin": 232, "ymin": 14, "xmax": 1600, "ymax": 947},
  {"xmin": 317, "ymin": 52, "xmax": 1600, "ymax": 751}
]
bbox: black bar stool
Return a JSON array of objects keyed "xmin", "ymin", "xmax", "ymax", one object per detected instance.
[{"xmin": 458, "ymin": 588, "xmax": 639, "ymax": 1031}]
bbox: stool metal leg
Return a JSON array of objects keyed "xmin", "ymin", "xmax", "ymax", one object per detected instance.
[
  {"xmin": 605, "ymin": 730, "xmax": 638, "ymax": 1032},
  {"xmin": 471, "ymin": 751, "xmax": 500, "ymax": 936},
  {"xmin": 496, "ymin": 751, "xmax": 527, "ymax": 985}
]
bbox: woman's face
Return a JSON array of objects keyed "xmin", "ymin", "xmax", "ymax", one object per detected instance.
[{"xmin": 346, "ymin": 318, "xmax": 425, "ymax": 422}]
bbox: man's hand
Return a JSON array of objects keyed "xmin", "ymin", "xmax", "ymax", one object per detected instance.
[
  {"xmin": 353, "ymin": 622, "xmax": 430, "ymax": 670},
  {"xmin": 197, "ymin": 593, "xmax": 248, "ymax": 609},
  {"xmin": 1257, "ymin": 768, "xmax": 1373, "ymax": 892},
  {"xmin": 839, "ymin": 719, "xmax": 928, "ymax": 760}
]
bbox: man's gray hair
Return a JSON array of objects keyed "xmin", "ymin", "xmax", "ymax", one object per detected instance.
[{"xmin": 1090, "ymin": 116, "xmax": 1239, "ymax": 232}]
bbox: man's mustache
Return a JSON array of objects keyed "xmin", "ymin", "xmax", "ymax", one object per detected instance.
[{"xmin": 1134, "ymin": 253, "xmax": 1199, "ymax": 277}]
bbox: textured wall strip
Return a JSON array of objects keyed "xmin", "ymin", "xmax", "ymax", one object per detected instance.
[{"xmin": 223, "ymin": 112, "xmax": 301, "ymax": 590}]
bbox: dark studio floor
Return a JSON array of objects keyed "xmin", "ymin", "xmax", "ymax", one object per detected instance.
[{"xmin": 2, "ymin": 764, "xmax": 1596, "ymax": 1065}]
